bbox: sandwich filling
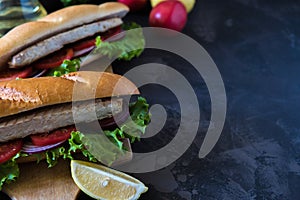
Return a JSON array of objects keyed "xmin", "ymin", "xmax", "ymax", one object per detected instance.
[
  {"xmin": 0, "ymin": 98, "xmax": 123, "ymax": 142},
  {"xmin": 0, "ymin": 97, "xmax": 150, "ymax": 190},
  {"xmin": 0, "ymin": 22, "xmax": 145, "ymax": 81},
  {"xmin": 10, "ymin": 18, "xmax": 123, "ymax": 67}
]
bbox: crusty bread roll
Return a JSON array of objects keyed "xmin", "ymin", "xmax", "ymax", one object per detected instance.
[
  {"xmin": 0, "ymin": 2, "xmax": 129, "ymax": 69},
  {"xmin": 0, "ymin": 71, "xmax": 139, "ymax": 118}
]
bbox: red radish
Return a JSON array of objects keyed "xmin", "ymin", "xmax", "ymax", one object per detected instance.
[
  {"xmin": 118, "ymin": 0, "xmax": 148, "ymax": 12},
  {"xmin": 149, "ymin": 0, "xmax": 187, "ymax": 31}
]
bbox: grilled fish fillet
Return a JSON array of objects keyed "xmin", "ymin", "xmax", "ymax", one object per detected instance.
[
  {"xmin": 10, "ymin": 18, "xmax": 122, "ymax": 67},
  {"xmin": 0, "ymin": 98, "xmax": 122, "ymax": 142}
]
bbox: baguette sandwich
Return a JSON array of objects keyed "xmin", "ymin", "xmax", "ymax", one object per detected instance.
[
  {"xmin": 0, "ymin": 2, "xmax": 145, "ymax": 80},
  {"xmin": 0, "ymin": 71, "xmax": 150, "ymax": 189}
]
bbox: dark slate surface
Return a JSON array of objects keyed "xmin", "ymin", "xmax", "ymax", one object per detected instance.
[
  {"xmin": 2, "ymin": 0, "xmax": 300, "ymax": 199},
  {"xmin": 120, "ymin": 1, "xmax": 300, "ymax": 199}
]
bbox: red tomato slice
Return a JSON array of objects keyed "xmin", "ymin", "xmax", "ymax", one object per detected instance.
[
  {"xmin": 32, "ymin": 48, "xmax": 73, "ymax": 69},
  {"xmin": 0, "ymin": 67, "xmax": 33, "ymax": 81},
  {"xmin": 0, "ymin": 140, "xmax": 23, "ymax": 164},
  {"xmin": 30, "ymin": 126, "xmax": 76, "ymax": 147}
]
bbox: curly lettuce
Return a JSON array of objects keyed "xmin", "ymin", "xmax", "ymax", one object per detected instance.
[
  {"xmin": 47, "ymin": 59, "xmax": 81, "ymax": 77},
  {"xmin": 0, "ymin": 153, "xmax": 20, "ymax": 190}
]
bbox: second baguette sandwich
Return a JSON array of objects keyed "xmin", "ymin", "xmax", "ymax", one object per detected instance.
[
  {"xmin": 0, "ymin": 71, "xmax": 150, "ymax": 190},
  {"xmin": 0, "ymin": 2, "xmax": 144, "ymax": 80}
]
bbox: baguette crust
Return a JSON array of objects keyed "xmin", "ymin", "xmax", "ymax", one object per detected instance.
[
  {"xmin": 0, "ymin": 71, "xmax": 139, "ymax": 118},
  {"xmin": 0, "ymin": 2, "xmax": 129, "ymax": 69}
]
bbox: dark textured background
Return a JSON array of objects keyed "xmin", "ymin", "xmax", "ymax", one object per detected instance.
[{"xmin": 2, "ymin": 0, "xmax": 300, "ymax": 199}]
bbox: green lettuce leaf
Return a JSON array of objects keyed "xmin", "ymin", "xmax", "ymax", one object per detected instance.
[
  {"xmin": 67, "ymin": 131, "xmax": 97, "ymax": 162},
  {"xmin": 76, "ymin": 97, "xmax": 150, "ymax": 165},
  {"xmin": 0, "ymin": 153, "xmax": 28, "ymax": 190},
  {"xmin": 46, "ymin": 59, "xmax": 81, "ymax": 77},
  {"xmin": 45, "ymin": 146, "xmax": 68, "ymax": 168},
  {"xmin": 60, "ymin": 0, "xmax": 90, "ymax": 7},
  {"xmin": 94, "ymin": 22, "xmax": 145, "ymax": 61},
  {"xmin": 0, "ymin": 155, "xmax": 19, "ymax": 190},
  {"xmin": 124, "ymin": 97, "xmax": 151, "ymax": 142},
  {"xmin": 81, "ymin": 133, "xmax": 125, "ymax": 166},
  {"xmin": 47, "ymin": 22, "xmax": 144, "ymax": 76}
]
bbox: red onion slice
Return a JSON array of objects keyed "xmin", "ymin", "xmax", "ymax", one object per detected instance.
[
  {"xmin": 22, "ymin": 140, "xmax": 66, "ymax": 154},
  {"xmin": 73, "ymin": 46, "xmax": 95, "ymax": 58},
  {"xmin": 32, "ymin": 69, "xmax": 48, "ymax": 78},
  {"xmin": 105, "ymin": 31, "xmax": 126, "ymax": 42}
]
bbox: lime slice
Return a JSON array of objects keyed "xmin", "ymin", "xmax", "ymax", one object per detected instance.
[{"xmin": 71, "ymin": 160, "xmax": 148, "ymax": 200}]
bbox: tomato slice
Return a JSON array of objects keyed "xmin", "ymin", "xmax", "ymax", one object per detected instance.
[
  {"xmin": 0, "ymin": 140, "xmax": 23, "ymax": 164},
  {"xmin": 0, "ymin": 67, "xmax": 33, "ymax": 81},
  {"xmin": 72, "ymin": 38, "xmax": 96, "ymax": 52},
  {"xmin": 30, "ymin": 126, "xmax": 76, "ymax": 147},
  {"xmin": 32, "ymin": 48, "xmax": 74, "ymax": 69},
  {"xmin": 101, "ymin": 26, "xmax": 122, "ymax": 41}
]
